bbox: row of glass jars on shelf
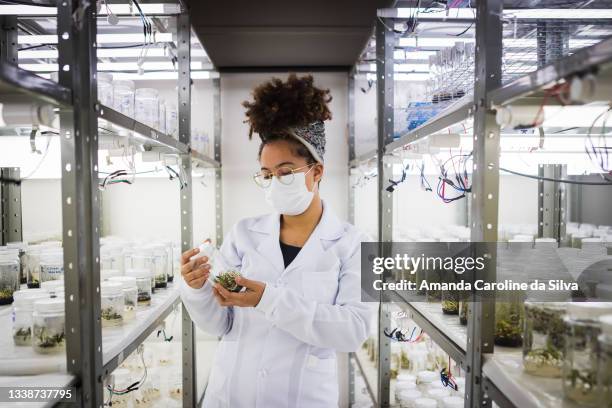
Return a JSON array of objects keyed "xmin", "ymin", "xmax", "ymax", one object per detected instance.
[{"xmin": 98, "ymin": 73, "xmax": 178, "ymax": 138}]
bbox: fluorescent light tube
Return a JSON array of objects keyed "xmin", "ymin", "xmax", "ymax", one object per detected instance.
[
  {"xmin": 18, "ymin": 33, "xmax": 174, "ymax": 45},
  {"xmin": 369, "ymin": 63, "xmax": 429, "ymax": 72},
  {"xmin": 395, "ymin": 8, "xmax": 612, "ymax": 19},
  {"xmin": 19, "ymin": 48, "xmax": 208, "ymax": 59},
  {"xmin": 37, "ymin": 71, "xmax": 217, "ymax": 81},
  {"xmin": 399, "ymin": 37, "xmax": 597, "ymax": 48},
  {"xmin": 0, "ymin": 3, "xmax": 180, "ymax": 16},
  {"xmin": 20, "ymin": 61, "xmax": 204, "ymax": 72}
]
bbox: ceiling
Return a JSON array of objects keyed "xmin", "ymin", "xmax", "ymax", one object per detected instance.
[{"xmin": 186, "ymin": 0, "xmax": 393, "ymax": 71}]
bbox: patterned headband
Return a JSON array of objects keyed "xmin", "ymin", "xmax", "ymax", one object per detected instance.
[{"xmin": 288, "ymin": 121, "xmax": 326, "ymax": 163}]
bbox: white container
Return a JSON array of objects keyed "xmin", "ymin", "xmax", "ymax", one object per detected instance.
[
  {"xmin": 426, "ymin": 387, "xmax": 451, "ymax": 405},
  {"xmin": 12, "ymin": 289, "xmax": 49, "ymax": 346},
  {"xmin": 395, "ymin": 379, "xmax": 418, "ymax": 402},
  {"xmin": 413, "ymin": 398, "xmax": 437, "ymax": 408},
  {"xmin": 39, "ymin": 250, "xmax": 63, "ymax": 282},
  {"xmin": 109, "ymin": 276, "xmax": 138, "ymax": 321},
  {"xmin": 101, "ymin": 245, "xmax": 124, "ymax": 273},
  {"xmin": 125, "ymin": 268, "xmax": 152, "ymax": 306},
  {"xmin": 442, "ymin": 396, "xmax": 464, "ymax": 408},
  {"xmin": 101, "ymin": 268, "xmax": 122, "ymax": 281},
  {"xmin": 112, "ymin": 80, "xmax": 135, "ymax": 117},
  {"xmin": 101, "ymin": 281, "xmax": 124, "ymax": 327},
  {"xmin": 417, "ymin": 370, "xmax": 439, "ymax": 393},
  {"xmin": 399, "ymin": 389, "xmax": 422, "ymax": 408},
  {"xmin": 148, "ymin": 244, "xmax": 168, "ymax": 289},
  {"xmin": 135, "ymin": 88, "xmax": 159, "ymax": 129},
  {"xmin": 98, "ymin": 72, "xmax": 113, "ymax": 107},
  {"xmin": 166, "ymin": 103, "xmax": 178, "ymax": 138},
  {"xmin": 24, "ymin": 245, "xmax": 44, "ymax": 288},
  {"xmin": 32, "ymin": 298, "xmax": 65, "ymax": 354}
]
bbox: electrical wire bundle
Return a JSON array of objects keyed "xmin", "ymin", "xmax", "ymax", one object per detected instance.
[
  {"xmin": 383, "ymin": 327, "xmax": 424, "ymax": 343},
  {"xmin": 386, "ymin": 162, "xmax": 412, "ymax": 192},
  {"xmin": 99, "ymin": 170, "xmax": 133, "ymax": 189},
  {"xmin": 585, "ymin": 105, "xmax": 611, "ymax": 178},
  {"xmin": 165, "ymin": 165, "xmax": 188, "ymax": 190},
  {"xmin": 105, "ymin": 346, "xmax": 148, "ymax": 406},
  {"xmin": 435, "ymin": 151, "xmax": 472, "ymax": 203}
]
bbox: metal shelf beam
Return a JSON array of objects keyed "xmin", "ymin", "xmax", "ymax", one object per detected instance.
[
  {"xmin": 489, "ymin": 35, "xmax": 612, "ymax": 106},
  {"xmin": 351, "ymin": 351, "xmax": 378, "ymax": 407},
  {"xmin": 0, "ymin": 63, "xmax": 71, "ymax": 106}
]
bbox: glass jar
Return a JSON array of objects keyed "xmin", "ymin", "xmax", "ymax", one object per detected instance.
[
  {"xmin": 149, "ymin": 245, "xmax": 168, "ymax": 289},
  {"xmin": 32, "ymin": 298, "xmax": 65, "ymax": 354},
  {"xmin": 395, "ymin": 379, "xmax": 418, "ymax": 403},
  {"xmin": 112, "ymin": 80, "xmax": 135, "ymax": 117},
  {"xmin": 158, "ymin": 100, "xmax": 166, "ymax": 134},
  {"xmin": 25, "ymin": 245, "xmax": 44, "ymax": 288},
  {"xmin": 563, "ymin": 303, "xmax": 612, "ymax": 405},
  {"xmin": 101, "ymin": 268, "xmax": 122, "ymax": 281},
  {"xmin": 416, "ymin": 370, "xmax": 439, "ymax": 394},
  {"xmin": 0, "ymin": 251, "xmax": 20, "ymax": 305},
  {"xmin": 163, "ymin": 242, "xmax": 174, "ymax": 283},
  {"xmin": 425, "ymin": 388, "xmax": 451, "ymax": 405},
  {"xmin": 523, "ymin": 302, "xmax": 568, "ymax": 377},
  {"xmin": 12, "ymin": 289, "xmax": 49, "ymax": 346},
  {"xmin": 101, "ymin": 281, "xmax": 124, "ymax": 328},
  {"xmin": 413, "ymin": 398, "xmax": 437, "ymax": 408},
  {"xmin": 109, "ymin": 276, "xmax": 138, "ymax": 321},
  {"xmin": 7, "ymin": 242, "xmax": 28, "ymax": 284},
  {"xmin": 459, "ymin": 300, "xmax": 468, "ymax": 325},
  {"xmin": 39, "ymin": 250, "xmax": 64, "ymax": 283},
  {"xmin": 495, "ymin": 291, "xmax": 524, "ymax": 347},
  {"xmin": 135, "ymin": 88, "xmax": 159, "ymax": 129},
  {"xmin": 101, "ymin": 245, "xmax": 124, "ymax": 273},
  {"xmin": 399, "ymin": 389, "xmax": 422, "ymax": 408},
  {"xmin": 126, "ymin": 268, "xmax": 152, "ymax": 306},
  {"xmin": 166, "ymin": 103, "xmax": 178, "ymax": 138},
  {"xmin": 442, "ymin": 290, "xmax": 459, "ymax": 315},
  {"xmin": 98, "ymin": 72, "xmax": 113, "ymax": 107}
]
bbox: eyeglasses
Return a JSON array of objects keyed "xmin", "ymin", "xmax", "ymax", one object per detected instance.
[{"xmin": 253, "ymin": 164, "xmax": 314, "ymax": 188}]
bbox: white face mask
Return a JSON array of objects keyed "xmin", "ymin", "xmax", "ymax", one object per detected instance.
[{"xmin": 264, "ymin": 171, "xmax": 316, "ymax": 216}]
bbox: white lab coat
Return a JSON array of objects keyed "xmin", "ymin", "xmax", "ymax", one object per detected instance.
[{"xmin": 180, "ymin": 203, "xmax": 372, "ymax": 408}]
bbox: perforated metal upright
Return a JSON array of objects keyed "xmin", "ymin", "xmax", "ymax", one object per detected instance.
[
  {"xmin": 375, "ymin": 16, "xmax": 394, "ymax": 408},
  {"xmin": 467, "ymin": 0, "xmax": 503, "ymax": 407},
  {"xmin": 538, "ymin": 164, "xmax": 567, "ymax": 242},
  {"xmin": 177, "ymin": 9, "xmax": 198, "ymax": 408},
  {"xmin": 57, "ymin": 1, "xmax": 103, "ymax": 405},
  {"xmin": 0, "ymin": 168, "xmax": 22, "ymax": 246},
  {"xmin": 213, "ymin": 77, "xmax": 223, "ymax": 245}
]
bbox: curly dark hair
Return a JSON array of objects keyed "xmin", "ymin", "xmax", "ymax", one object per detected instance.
[{"xmin": 243, "ymin": 73, "xmax": 332, "ymax": 132}]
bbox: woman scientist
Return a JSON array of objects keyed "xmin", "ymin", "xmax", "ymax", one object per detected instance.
[{"xmin": 180, "ymin": 74, "xmax": 371, "ymax": 407}]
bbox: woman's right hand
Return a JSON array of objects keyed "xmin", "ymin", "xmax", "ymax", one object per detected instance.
[{"xmin": 181, "ymin": 247, "xmax": 211, "ymax": 289}]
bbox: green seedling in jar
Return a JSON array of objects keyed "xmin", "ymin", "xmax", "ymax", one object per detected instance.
[
  {"xmin": 214, "ymin": 271, "xmax": 243, "ymax": 292},
  {"xmin": 0, "ymin": 288, "xmax": 14, "ymax": 304},
  {"xmin": 13, "ymin": 327, "xmax": 31, "ymax": 346},
  {"xmin": 523, "ymin": 304, "xmax": 567, "ymax": 377},
  {"xmin": 442, "ymin": 300, "xmax": 459, "ymax": 315},
  {"xmin": 33, "ymin": 324, "xmax": 65, "ymax": 353},
  {"xmin": 565, "ymin": 368, "xmax": 598, "ymax": 405},
  {"xmin": 101, "ymin": 307, "xmax": 123, "ymax": 322}
]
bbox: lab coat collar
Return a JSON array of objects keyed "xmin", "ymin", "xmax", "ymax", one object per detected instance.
[{"xmin": 248, "ymin": 201, "xmax": 344, "ymax": 274}]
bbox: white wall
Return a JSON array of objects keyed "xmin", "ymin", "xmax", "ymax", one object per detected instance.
[{"xmin": 220, "ymin": 72, "xmax": 349, "ymax": 231}]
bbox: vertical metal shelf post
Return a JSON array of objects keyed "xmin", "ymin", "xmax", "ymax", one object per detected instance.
[
  {"xmin": 376, "ymin": 16, "xmax": 394, "ymax": 408},
  {"xmin": 213, "ymin": 77, "xmax": 223, "ymax": 245},
  {"xmin": 347, "ymin": 71, "xmax": 356, "ymax": 407},
  {"xmin": 177, "ymin": 10, "xmax": 197, "ymax": 408},
  {"xmin": 538, "ymin": 164, "xmax": 567, "ymax": 241},
  {"xmin": 0, "ymin": 168, "xmax": 22, "ymax": 245},
  {"xmin": 58, "ymin": 0, "xmax": 103, "ymax": 406},
  {"xmin": 468, "ymin": 0, "xmax": 503, "ymax": 407}
]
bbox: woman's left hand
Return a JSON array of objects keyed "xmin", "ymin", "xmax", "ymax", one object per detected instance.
[{"xmin": 212, "ymin": 276, "xmax": 266, "ymax": 307}]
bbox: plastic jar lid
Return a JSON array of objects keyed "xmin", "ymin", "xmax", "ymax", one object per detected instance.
[
  {"xmin": 442, "ymin": 396, "xmax": 464, "ymax": 408},
  {"xmin": 396, "ymin": 380, "xmax": 417, "ymax": 390},
  {"xmin": 13, "ymin": 289, "xmax": 49, "ymax": 307},
  {"xmin": 426, "ymin": 388, "xmax": 450, "ymax": 399},
  {"xmin": 101, "ymin": 281, "xmax": 123, "ymax": 296},
  {"xmin": 397, "ymin": 373, "xmax": 417, "ymax": 383},
  {"xmin": 41, "ymin": 280, "xmax": 64, "ymax": 291},
  {"xmin": 34, "ymin": 298, "xmax": 64, "ymax": 314},
  {"xmin": 399, "ymin": 389, "xmax": 422, "ymax": 402},
  {"xmin": 568, "ymin": 302, "xmax": 612, "ymax": 320},
  {"xmin": 413, "ymin": 397, "xmax": 437, "ymax": 408},
  {"xmin": 101, "ymin": 269, "xmax": 122, "ymax": 280},
  {"xmin": 109, "ymin": 276, "xmax": 137, "ymax": 290},
  {"xmin": 125, "ymin": 268, "xmax": 151, "ymax": 279},
  {"xmin": 600, "ymin": 314, "xmax": 612, "ymax": 336},
  {"xmin": 417, "ymin": 370, "xmax": 438, "ymax": 384}
]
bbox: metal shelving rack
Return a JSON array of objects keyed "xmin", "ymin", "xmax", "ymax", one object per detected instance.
[
  {"xmin": 348, "ymin": 1, "xmax": 612, "ymax": 407},
  {"xmin": 0, "ymin": 1, "xmax": 221, "ymax": 407}
]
